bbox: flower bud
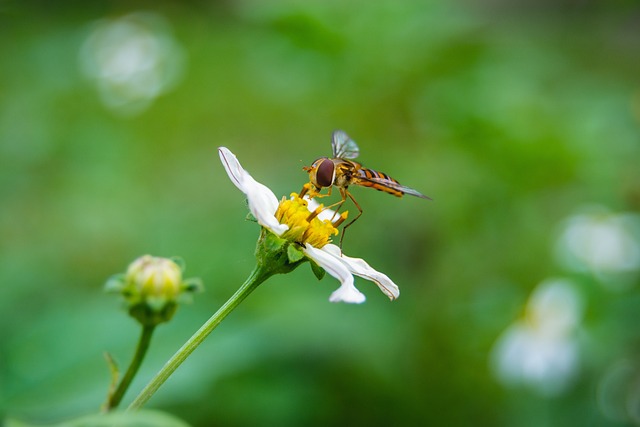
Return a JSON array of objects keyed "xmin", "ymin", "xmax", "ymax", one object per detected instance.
[{"xmin": 106, "ymin": 255, "xmax": 202, "ymax": 326}]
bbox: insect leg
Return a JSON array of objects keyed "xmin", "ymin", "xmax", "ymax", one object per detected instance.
[
  {"xmin": 338, "ymin": 188, "xmax": 363, "ymax": 248},
  {"xmin": 319, "ymin": 190, "xmax": 347, "ymax": 222},
  {"xmin": 304, "ymin": 184, "xmax": 333, "ymax": 199},
  {"xmin": 316, "ymin": 185, "xmax": 333, "ymax": 199}
]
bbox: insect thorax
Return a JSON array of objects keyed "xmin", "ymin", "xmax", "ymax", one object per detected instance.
[{"xmin": 333, "ymin": 159, "xmax": 359, "ymax": 188}]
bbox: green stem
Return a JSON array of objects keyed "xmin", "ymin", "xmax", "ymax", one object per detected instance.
[
  {"xmin": 127, "ymin": 265, "xmax": 270, "ymax": 411},
  {"xmin": 106, "ymin": 324, "xmax": 156, "ymax": 411}
]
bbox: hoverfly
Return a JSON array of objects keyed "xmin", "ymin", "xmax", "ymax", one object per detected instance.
[{"xmin": 303, "ymin": 130, "xmax": 430, "ymax": 243}]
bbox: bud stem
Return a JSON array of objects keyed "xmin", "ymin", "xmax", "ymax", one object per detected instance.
[
  {"xmin": 104, "ymin": 324, "xmax": 156, "ymax": 411},
  {"xmin": 127, "ymin": 265, "xmax": 271, "ymax": 410}
]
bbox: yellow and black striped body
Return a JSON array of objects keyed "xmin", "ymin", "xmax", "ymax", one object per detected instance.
[{"xmin": 353, "ymin": 165, "xmax": 404, "ymax": 197}]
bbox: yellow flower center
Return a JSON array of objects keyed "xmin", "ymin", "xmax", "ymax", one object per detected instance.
[{"xmin": 274, "ymin": 193, "xmax": 347, "ymax": 248}]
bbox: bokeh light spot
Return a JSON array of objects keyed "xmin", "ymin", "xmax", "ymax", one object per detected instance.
[
  {"xmin": 491, "ymin": 279, "xmax": 583, "ymax": 397},
  {"xmin": 79, "ymin": 12, "xmax": 185, "ymax": 116},
  {"xmin": 555, "ymin": 207, "xmax": 640, "ymax": 290}
]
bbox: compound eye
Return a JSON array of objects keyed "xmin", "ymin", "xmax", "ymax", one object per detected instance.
[{"xmin": 316, "ymin": 159, "xmax": 335, "ymax": 188}]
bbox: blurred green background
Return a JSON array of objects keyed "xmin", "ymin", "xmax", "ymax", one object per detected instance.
[{"xmin": 2, "ymin": 0, "xmax": 640, "ymax": 426}]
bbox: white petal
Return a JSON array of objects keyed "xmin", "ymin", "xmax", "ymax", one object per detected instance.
[
  {"xmin": 322, "ymin": 244, "xmax": 400, "ymax": 300},
  {"xmin": 218, "ymin": 147, "xmax": 288, "ymax": 236},
  {"xmin": 303, "ymin": 243, "xmax": 365, "ymax": 304},
  {"xmin": 329, "ymin": 284, "xmax": 366, "ymax": 304},
  {"xmin": 218, "ymin": 146, "xmax": 248, "ymax": 190},
  {"xmin": 243, "ymin": 182, "xmax": 289, "ymax": 236}
]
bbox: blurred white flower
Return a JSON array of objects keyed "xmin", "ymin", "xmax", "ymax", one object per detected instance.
[
  {"xmin": 491, "ymin": 279, "xmax": 583, "ymax": 397},
  {"xmin": 556, "ymin": 207, "xmax": 640, "ymax": 289},
  {"xmin": 79, "ymin": 12, "xmax": 185, "ymax": 116},
  {"xmin": 218, "ymin": 147, "xmax": 400, "ymax": 303}
]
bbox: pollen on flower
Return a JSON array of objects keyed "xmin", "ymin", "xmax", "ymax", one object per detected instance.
[{"xmin": 274, "ymin": 193, "xmax": 344, "ymax": 248}]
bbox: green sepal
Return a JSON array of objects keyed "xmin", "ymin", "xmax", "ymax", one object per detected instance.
[
  {"xmin": 262, "ymin": 231, "xmax": 287, "ymax": 253},
  {"xmin": 246, "ymin": 211, "xmax": 257, "ymax": 223},
  {"xmin": 182, "ymin": 277, "xmax": 204, "ymax": 293},
  {"xmin": 170, "ymin": 256, "xmax": 186, "ymax": 272},
  {"xmin": 129, "ymin": 301, "xmax": 177, "ymax": 326},
  {"xmin": 104, "ymin": 274, "xmax": 126, "ymax": 293},
  {"xmin": 310, "ymin": 261, "xmax": 326, "ymax": 281},
  {"xmin": 287, "ymin": 244, "xmax": 305, "ymax": 263},
  {"xmin": 255, "ymin": 228, "xmax": 306, "ymax": 276}
]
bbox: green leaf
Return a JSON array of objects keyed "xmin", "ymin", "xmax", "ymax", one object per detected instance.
[
  {"xmin": 287, "ymin": 244, "xmax": 305, "ymax": 263},
  {"xmin": 103, "ymin": 352, "xmax": 120, "ymax": 407},
  {"xmin": 310, "ymin": 261, "xmax": 325, "ymax": 280},
  {"xmin": 5, "ymin": 409, "xmax": 192, "ymax": 427}
]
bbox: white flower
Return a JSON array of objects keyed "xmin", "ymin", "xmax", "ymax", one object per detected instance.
[
  {"xmin": 555, "ymin": 207, "xmax": 640, "ymax": 290},
  {"xmin": 491, "ymin": 279, "xmax": 583, "ymax": 396},
  {"xmin": 218, "ymin": 146, "xmax": 400, "ymax": 304}
]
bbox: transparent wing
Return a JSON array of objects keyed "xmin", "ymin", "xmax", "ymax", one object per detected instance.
[
  {"xmin": 358, "ymin": 176, "xmax": 432, "ymax": 199},
  {"xmin": 331, "ymin": 130, "xmax": 360, "ymax": 159}
]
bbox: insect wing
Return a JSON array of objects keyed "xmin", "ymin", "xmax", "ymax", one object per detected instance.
[
  {"xmin": 357, "ymin": 176, "xmax": 432, "ymax": 199},
  {"xmin": 331, "ymin": 130, "xmax": 360, "ymax": 159}
]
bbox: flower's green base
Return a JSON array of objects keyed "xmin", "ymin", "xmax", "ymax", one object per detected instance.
[
  {"xmin": 255, "ymin": 228, "xmax": 307, "ymax": 273},
  {"xmin": 129, "ymin": 302, "xmax": 177, "ymax": 326}
]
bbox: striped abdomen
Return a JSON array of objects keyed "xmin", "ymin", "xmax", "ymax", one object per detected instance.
[{"xmin": 355, "ymin": 167, "xmax": 404, "ymax": 197}]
